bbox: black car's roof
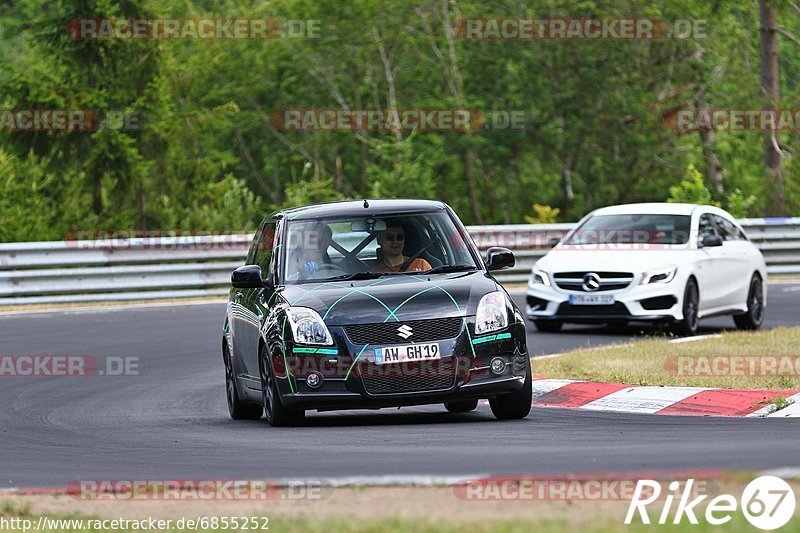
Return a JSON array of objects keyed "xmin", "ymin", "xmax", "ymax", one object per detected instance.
[{"xmin": 276, "ymin": 199, "xmax": 449, "ymax": 221}]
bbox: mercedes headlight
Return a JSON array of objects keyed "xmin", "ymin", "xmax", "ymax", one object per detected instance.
[
  {"xmin": 530, "ymin": 269, "xmax": 552, "ymax": 287},
  {"xmin": 286, "ymin": 307, "xmax": 334, "ymax": 345},
  {"xmin": 475, "ymin": 291, "xmax": 509, "ymax": 335},
  {"xmin": 641, "ymin": 266, "xmax": 677, "ymax": 285}
]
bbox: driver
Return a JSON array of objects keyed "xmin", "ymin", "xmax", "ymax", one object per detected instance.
[
  {"xmin": 294, "ymin": 222, "xmax": 333, "ymax": 278},
  {"xmin": 371, "ymin": 223, "xmax": 432, "ymax": 273}
]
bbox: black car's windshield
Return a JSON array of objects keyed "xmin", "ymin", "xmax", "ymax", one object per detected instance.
[
  {"xmin": 282, "ymin": 212, "xmax": 479, "ymax": 283},
  {"xmin": 565, "ymin": 214, "xmax": 692, "ymax": 245}
]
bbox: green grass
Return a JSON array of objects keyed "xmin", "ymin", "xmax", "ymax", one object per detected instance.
[
  {"xmin": 3, "ymin": 492, "xmax": 800, "ymax": 533},
  {"xmin": 533, "ymin": 327, "xmax": 800, "ymax": 389}
]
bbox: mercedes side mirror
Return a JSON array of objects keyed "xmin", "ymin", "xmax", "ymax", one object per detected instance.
[{"xmin": 699, "ymin": 234, "xmax": 723, "ymax": 248}]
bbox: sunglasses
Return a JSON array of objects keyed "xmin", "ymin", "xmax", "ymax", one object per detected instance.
[{"xmin": 384, "ymin": 232, "xmax": 405, "ymax": 242}]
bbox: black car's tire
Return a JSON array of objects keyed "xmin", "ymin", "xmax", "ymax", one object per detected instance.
[
  {"xmin": 224, "ymin": 345, "xmax": 263, "ymax": 420},
  {"xmin": 489, "ymin": 359, "xmax": 532, "ymax": 420},
  {"xmin": 533, "ymin": 320, "xmax": 562, "ymax": 333},
  {"xmin": 670, "ymin": 278, "xmax": 699, "ymax": 337},
  {"xmin": 444, "ymin": 399, "xmax": 479, "ymax": 413},
  {"xmin": 734, "ymin": 275, "xmax": 765, "ymax": 330},
  {"xmin": 260, "ymin": 346, "xmax": 305, "ymax": 427}
]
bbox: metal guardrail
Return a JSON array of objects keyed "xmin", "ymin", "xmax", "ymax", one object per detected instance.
[{"xmin": 0, "ymin": 219, "xmax": 798, "ymax": 305}]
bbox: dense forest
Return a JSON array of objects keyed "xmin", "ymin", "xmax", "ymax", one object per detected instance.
[{"xmin": 2, "ymin": 0, "xmax": 800, "ymax": 242}]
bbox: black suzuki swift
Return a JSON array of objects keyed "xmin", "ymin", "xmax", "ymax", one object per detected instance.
[{"xmin": 223, "ymin": 199, "xmax": 532, "ymax": 426}]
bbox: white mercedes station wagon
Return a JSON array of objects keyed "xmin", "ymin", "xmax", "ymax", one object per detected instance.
[{"xmin": 526, "ymin": 203, "xmax": 767, "ymax": 335}]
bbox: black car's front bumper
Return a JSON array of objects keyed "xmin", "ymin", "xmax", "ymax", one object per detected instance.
[
  {"xmin": 273, "ymin": 320, "xmax": 528, "ymax": 411},
  {"xmin": 280, "ymin": 374, "xmax": 525, "ymax": 411}
]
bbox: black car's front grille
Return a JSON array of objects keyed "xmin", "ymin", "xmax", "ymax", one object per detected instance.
[
  {"xmin": 360, "ymin": 358, "xmax": 457, "ymax": 395},
  {"xmin": 557, "ymin": 302, "xmax": 630, "ymax": 316},
  {"xmin": 344, "ymin": 317, "xmax": 463, "ymax": 345},
  {"xmin": 554, "ymin": 271, "xmax": 634, "ymax": 292}
]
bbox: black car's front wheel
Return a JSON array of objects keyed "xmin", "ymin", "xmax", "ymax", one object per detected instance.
[
  {"xmin": 489, "ymin": 358, "xmax": 532, "ymax": 420},
  {"xmin": 260, "ymin": 346, "xmax": 305, "ymax": 427},
  {"xmin": 224, "ymin": 344, "xmax": 263, "ymax": 420}
]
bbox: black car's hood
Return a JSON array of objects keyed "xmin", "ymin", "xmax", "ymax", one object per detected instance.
[{"xmin": 278, "ymin": 271, "xmax": 499, "ymax": 325}]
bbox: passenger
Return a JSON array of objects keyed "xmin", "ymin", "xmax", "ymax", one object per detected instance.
[{"xmin": 371, "ymin": 224, "xmax": 432, "ymax": 273}]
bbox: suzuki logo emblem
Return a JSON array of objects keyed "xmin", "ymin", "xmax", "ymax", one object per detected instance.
[
  {"xmin": 397, "ymin": 325, "xmax": 413, "ymax": 339},
  {"xmin": 582, "ymin": 272, "xmax": 602, "ymax": 292}
]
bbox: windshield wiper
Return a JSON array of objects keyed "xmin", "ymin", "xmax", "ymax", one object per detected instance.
[
  {"xmin": 324, "ymin": 271, "xmax": 396, "ymax": 281},
  {"xmin": 422, "ymin": 264, "xmax": 477, "ymax": 275}
]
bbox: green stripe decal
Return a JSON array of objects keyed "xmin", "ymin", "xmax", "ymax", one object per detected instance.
[
  {"xmin": 383, "ymin": 277, "xmax": 464, "ymax": 323},
  {"xmin": 292, "ymin": 347, "xmax": 339, "ymax": 355},
  {"xmin": 463, "ymin": 318, "xmax": 477, "ymax": 357},
  {"xmin": 345, "ymin": 343, "xmax": 371, "ymax": 380},
  {"xmin": 471, "ymin": 332, "xmax": 511, "ymax": 345}
]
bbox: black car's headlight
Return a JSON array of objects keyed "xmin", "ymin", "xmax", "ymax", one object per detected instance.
[
  {"xmin": 475, "ymin": 291, "xmax": 509, "ymax": 335},
  {"xmin": 286, "ymin": 307, "xmax": 334, "ymax": 345}
]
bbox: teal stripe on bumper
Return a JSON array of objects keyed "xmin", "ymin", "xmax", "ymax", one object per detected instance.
[{"xmin": 471, "ymin": 332, "xmax": 512, "ymax": 345}]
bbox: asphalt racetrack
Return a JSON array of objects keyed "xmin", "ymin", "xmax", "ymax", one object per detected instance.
[{"xmin": 1, "ymin": 283, "xmax": 798, "ymax": 488}]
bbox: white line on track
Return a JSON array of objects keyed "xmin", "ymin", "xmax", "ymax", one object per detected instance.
[
  {"xmin": 760, "ymin": 468, "xmax": 800, "ymax": 479},
  {"xmin": 532, "ymin": 342, "xmax": 627, "ymax": 360},
  {"xmin": 532, "ymin": 352, "xmax": 568, "ymax": 360},
  {"xmin": 0, "ymin": 299, "xmax": 226, "ymax": 318},
  {"xmin": 668, "ymin": 334, "xmax": 722, "ymax": 344}
]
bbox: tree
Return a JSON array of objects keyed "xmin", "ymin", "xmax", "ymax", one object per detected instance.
[{"xmin": 759, "ymin": 0, "xmax": 785, "ymax": 215}]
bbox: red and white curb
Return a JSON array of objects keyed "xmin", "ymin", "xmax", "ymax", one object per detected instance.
[{"xmin": 531, "ymin": 378, "xmax": 800, "ymax": 418}]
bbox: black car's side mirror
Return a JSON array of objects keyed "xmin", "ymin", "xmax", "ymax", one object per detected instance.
[
  {"xmin": 231, "ymin": 265, "xmax": 266, "ymax": 288},
  {"xmin": 486, "ymin": 247, "xmax": 515, "ymax": 271},
  {"xmin": 699, "ymin": 234, "xmax": 723, "ymax": 248},
  {"xmin": 547, "ymin": 237, "xmax": 561, "ymax": 248}
]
